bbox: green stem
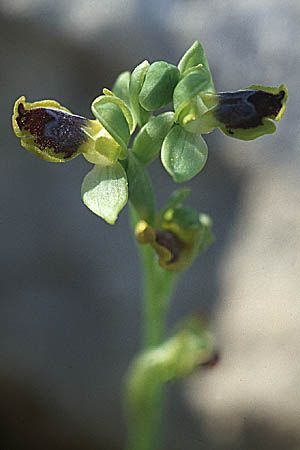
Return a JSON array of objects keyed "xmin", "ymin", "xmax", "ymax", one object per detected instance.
[
  {"xmin": 141, "ymin": 244, "xmax": 177, "ymax": 348},
  {"xmin": 125, "ymin": 207, "xmax": 178, "ymax": 450}
]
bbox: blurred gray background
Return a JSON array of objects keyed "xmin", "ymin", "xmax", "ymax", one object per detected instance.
[{"xmin": 0, "ymin": 1, "xmax": 300, "ymax": 449}]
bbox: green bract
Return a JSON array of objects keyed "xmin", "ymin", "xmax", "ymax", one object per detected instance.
[
  {"xmin": 139, "ymin": 61, "xmax": 180, "ymax": 111},
  {"xmin": 126, "ymin": 153, "xmax": 155, "ymax": 225},
  {"xmin": 81, "ymin": 163, "xmax": 128, "ymax": 224},
  {"xmin": 161, "ymin": 124, "xmax": 208, "ymax": 183}
]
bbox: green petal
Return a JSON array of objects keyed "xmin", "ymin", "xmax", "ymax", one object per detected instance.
[
  {"xmin": 91, "ymin": 96, "xmax": 130, "ymax": 155},
  {"xmin": 81, "ymin": 162, "xmax": 128, "ymax": 224},
  {"xmin": 173, "ymin": 71, "xmax": 211, "ymax": 122},
  {"xmin": 83, "ymin": 132, "xmax": 122, "ymax": 165},
  {"xmin": 132, "ymin": 112, "xmax": 174, "ymax": 165},
  {"xmin": 139, "ymin": 61, "xmax": 180, "ymax": 111},
  {"xmin": 94, "ymin": 91, "xmax": 135, "ymax": 134},
  {"xmin": 161, "ymin": 125, "xmax": 208, "ymax": 183}
]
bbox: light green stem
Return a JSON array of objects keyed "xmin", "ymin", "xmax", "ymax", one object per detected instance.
[
  {"xmin": 141, "ymin": 244, "xmax": 177, "ymax": 348},
  {"xmin": 125, "ymin": 208, "xmax": 178, "ymax": 450}
]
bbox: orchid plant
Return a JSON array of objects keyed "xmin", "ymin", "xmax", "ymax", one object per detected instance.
[{"xmin": 12, "ymin": 41, "xmax": 287, "ymax": 450}]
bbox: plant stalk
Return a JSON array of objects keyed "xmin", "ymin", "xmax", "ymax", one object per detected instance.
[{"xmin": 125, "ymin": 208, "xmax": 178, "ymax": 450}]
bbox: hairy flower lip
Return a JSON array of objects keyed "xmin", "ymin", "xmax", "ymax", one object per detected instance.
[
  {"xmin": 12, "ymin": 96, "xmax": 116, "ymax": 163},
  {"xmin": 215, "ymin": 88, "xmax": 286, "ymax": 130},
  {"xmin": 181, "ymin": 84, "xmax": 288, "ymax": 139},
  {"xmin": 15, "ymin": 99, "xmax": 88, "ymax": 160}
]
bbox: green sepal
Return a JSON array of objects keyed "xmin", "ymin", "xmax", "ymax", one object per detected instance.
[
  {"xmin": 129, "ymin": 60, "xmax": 151, "ymax": 127},
  {"xmin": 139, "ymin": 61, "xmax": 180, "ymax": 111},
  {"xmin": 81, "ymin": 162, "xmax": 128, "ymax": 224},
  {"xmin": 178, "ymin": 40, "xmax": 215, "ymax": 92},
  {"xmin": 112, "ymin": 71, "xmax": 131, "ymax": 107},
  {"xmin": 99, "ymin": 89, "xmax": 135, "ymax": 134},
  {"xmin": 173, "ymin": 71, "xmax": 212, "ymax": 122},
  {"xmin": 132, "ymin": 112, "xmax": 174, "ymax": 165},
  {"xmin": 126, "ymin": 153, "xmax": 155, "ymax": 225},
  {"xmin": 91, "ymin": 96, "xmax": 130, "ymax": 156},
  {"xmin": 161, "ymin": 125, "xmax": 208, "ymax": 183}
]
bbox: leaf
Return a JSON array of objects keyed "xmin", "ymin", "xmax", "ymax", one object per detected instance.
[
  {"xmin": 81, "ymin": 163, "xmax": 128, "ymax": 224},
  {"xmin": 161, "ymin": 125, "xmax": 208, "ymax": 183},
  {"xmin": 139, "ymin": 61, "xmax": 180, "ymax": 111},
  {"xmin": 126, "ymin": 153, "xmax": 155, "ymax": 225},
  {"xmin": 132, "ymin": 112, "xmax": 174, "ymax": 165}
]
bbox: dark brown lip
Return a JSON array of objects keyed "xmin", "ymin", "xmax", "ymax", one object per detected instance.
[
  {"xmin": 16, "ymin": 103, "xmax": 88, "ymax": 159},
  {"xmin": 215, "ymin": 89, "xmax": 285, "ymax": 130}
]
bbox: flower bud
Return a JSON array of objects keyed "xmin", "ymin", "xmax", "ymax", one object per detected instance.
[{"xmin": 135, "ymin": 202, "xmax": 213, "ymax": 272}]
